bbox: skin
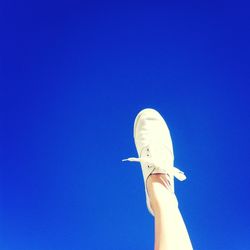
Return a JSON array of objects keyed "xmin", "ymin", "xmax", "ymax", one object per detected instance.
[{"xmin": 146, "ymin": 173, "xmax": 191, "ymax": 250}]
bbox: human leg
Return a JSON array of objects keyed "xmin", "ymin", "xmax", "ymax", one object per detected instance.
[
  {"xmin": 123, "ymin": 108, "xmax": 193, "ymax": 249},
  {"xmin": 146, "ymin": 173, "xmax": 193, "ymax": 250}
]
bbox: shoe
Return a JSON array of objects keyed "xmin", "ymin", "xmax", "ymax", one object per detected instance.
[{"xmin": 122, "ymin": 108, "xmax": 186, "ymax": 216}]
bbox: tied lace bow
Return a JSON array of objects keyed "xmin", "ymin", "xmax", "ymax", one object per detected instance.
[{"xmin": 122, "ymin": 157, "xmax": 186, "ymax": 181}]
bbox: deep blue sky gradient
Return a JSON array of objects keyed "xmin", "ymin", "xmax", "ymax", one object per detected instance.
[{"xmin": 1, "ymin": 1, "xmax": 250, "ymax": 249}]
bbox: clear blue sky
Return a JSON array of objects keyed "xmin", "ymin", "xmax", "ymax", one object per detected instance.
[{"xmin": 1, "ymin": 1, "xmax": 250, "ymax": 249}]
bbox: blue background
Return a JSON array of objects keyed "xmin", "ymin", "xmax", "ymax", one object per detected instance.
[{"xmin": 1, "ymin": 1, "xmax": 250, "ymax": 249}]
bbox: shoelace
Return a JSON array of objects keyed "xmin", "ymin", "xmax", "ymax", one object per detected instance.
[{"xmin": 122, "ymin": 157, "xmax": 187, "ymax": 181}]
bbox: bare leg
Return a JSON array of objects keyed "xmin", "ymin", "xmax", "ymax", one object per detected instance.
[{"xmin": 146, "ymin": 174, "xmax": 193, "ymax": 250}]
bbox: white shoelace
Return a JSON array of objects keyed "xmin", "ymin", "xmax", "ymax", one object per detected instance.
[{"xmin": 122, "ymin": 157, "xmax": 187, "ymax": 181}]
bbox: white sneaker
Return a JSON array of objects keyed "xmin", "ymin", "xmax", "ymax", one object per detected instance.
[{"xmin": 123, "ymin": 108, "xmax": 186, "ymax": 216}]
